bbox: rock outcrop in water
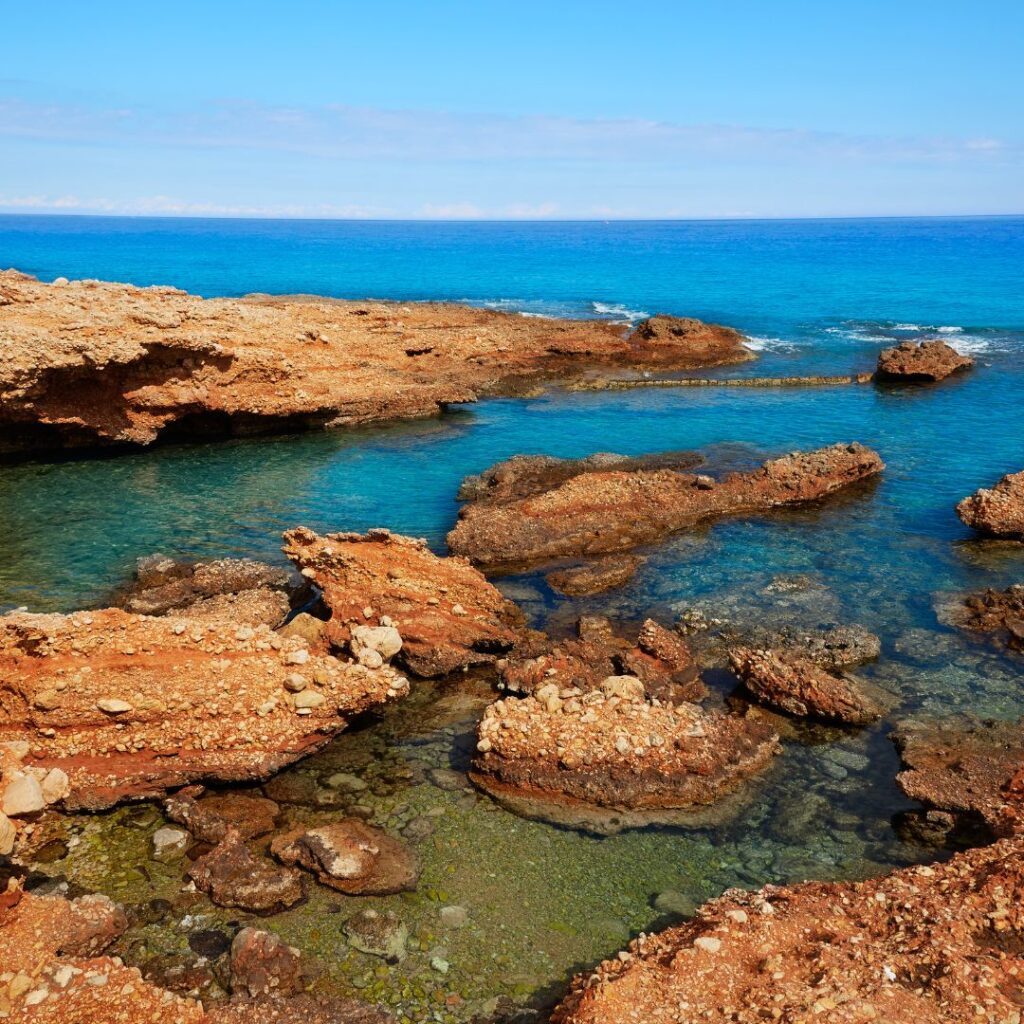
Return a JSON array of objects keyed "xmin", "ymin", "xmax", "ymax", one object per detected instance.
[
  {"xmin": 448, "ymin": 443, "xmax": 884, "ymax": 570},
  {"xmin": 0, "ymin": 604, "xmax": 408, "ymax": 810},
  {"xmin": 728, "ymin": 647, "xmax": 885, "ymax": 725},
  {"xmin": 875, "ymin": 339, "xmax": 974, "ymax": 382},
  {"xmin": 282, "ymin": 527, "xmax": 525, "ymax": 677},
  {"xmin": 552, "ymin": 834, "xmax": 1024, "ymax": 1024},
  {"xmin": 546, "ymin": 555, "xmax": 644, "ymax": 596},
  {"xmin": 957, "ymin": 469, "xmax": 1024, "ymax": 539},
  {"xmin": 470, "ymin": 688, "xmax": 780, "ymax": 833},
  {"xmin": 893, "ymin": 716, "xmax": 1023, "ymax": 840},
  {"xmin": 0, "ymin": 270, "xmax": 752, "ymax": 458}
]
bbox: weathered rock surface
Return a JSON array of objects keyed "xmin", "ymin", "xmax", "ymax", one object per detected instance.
[
  {"xmin": 165, "ymin": 789, "xmax": 281, "ymax": 844},
  {"xmin": 729, "ymin": 647, "xmax": 885, "ymax": 725},
  {"xmin": 0, "ymin": 270, "xmax": 752, "ymax": 458},
  {"xmin": 957, "ymin": 469, "xmax": 1024, "ymax": 539},
  {"xmin": 448, "ymin": 443, "xmax": 884, "ymax": 570},
  {"xmin": 944, "ymin": 583, "xmax": 1024, "ymax": 652},
  {"xmin": 0, "ymin": 879, "xmax": 390, "ymax": 1022},
  {"xmin": 471, "ymin": 690, "xmax": 779, "ymax": 833},
  {"xmin": 116, "ymin": 554, "xmax": 294, "ymax": 627},
  {"xmin": 875, "ymin": 339, "xmax": 974, "ymax": 382},
  {"xmin": 552, "ymin": 834, "xmax": 1024, "ymax": 1024},
  {"xmin": 0, "ymin": 606, "xmax": 409, "ymax": 809},
  {"xmin": 188, "ymin": 828, "xmax": 306, "ymax": 912},
  {"xmin": 893, "ymin": 716, "xmax": 1023, "ymax": 840},
  {"xmin": 499, "ymin": 616, "xmax": 705, "ymax": 706},
  {"xmin": 270, "ymin": 820, "xmax": 419, "ymax": 895},
  {"xmin": 282, "ymin": 527, "xmax": 525, "ymax": 677},
  {"xmin": 546, "ymin": 555, "xmax": 644, "ymax": 596}
]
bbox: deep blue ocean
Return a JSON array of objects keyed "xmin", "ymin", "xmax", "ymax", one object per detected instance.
[{"xmin": 2, "ymin": 214, "xmax": 1024, "ymax": 1013}]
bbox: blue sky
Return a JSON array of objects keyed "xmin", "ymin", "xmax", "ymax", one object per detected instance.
[{"xmin": 1, "ymin": 1, "xmax": 1021, "ymax": 219}]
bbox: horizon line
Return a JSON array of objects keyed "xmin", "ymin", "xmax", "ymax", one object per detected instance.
[{"xmin": 0, "ymin": 211, "xmax": 1022, "ymax": 226}]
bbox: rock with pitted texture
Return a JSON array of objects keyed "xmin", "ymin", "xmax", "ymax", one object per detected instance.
[
  {"xmin": 552, "ymin": 834, "xmax": 1024, "ymax": 1024},
  {"xmin": 228, "ymin": 927, "xmax": 304, "ymax": 999},
  {"xmin": 281, "ymin": 526, "xmax": 525, "ymax": 677},
  {"xmin": 875, "ymin": 339, "xmax": 974, "ymax": 382},
  {"xmin": 270, "ymin": 819, "xmax": 419, "ymax": 895},
  {"xmin": 498, "ymin": 616, "xmax": 705, "ymax": 706},
  {"xmin": 729, "ymin": 647, "xmax": 885, "ymax": 725},
  {"xmin": 448, "ymin": 443, "xmax": 884, "ymax": 570},
  {"xmin": 893, "ymin": 716, "xmax": 1023, "ymax": 840},
  {"xmin": 164, "ymin": 789, "xmax": 281, "ymax": 844},
  {"xmin": 116, "ymin": 554, "xmax": 295, "ymax": 627},
  {"xmin": 546, "ymin": 555, "xmax": 644, "ymax": 596},
  {"xmin": 957, "ymin": 469, "xmax": 1024, "ymax": 539},
  {"xmin": 188, "ymin": 828, "xmax": 305, "ymax": 912},
  {"xmin": 0, "ymin": 270, "xmax": 752, "ymax": 458},
  {"xmin": 471, "ymin": 690, "xmax": 779, "ymax": 834},
  {"xmin": 944, "ymin": 583, "xmax": 1024, "ymax": 652},
  {"xmin": 0, "ymin": 604, "xmax": 409, "ymax": 809}
]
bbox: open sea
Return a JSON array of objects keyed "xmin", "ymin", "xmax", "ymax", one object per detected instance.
[{"xmin": 2, "ymin": 214, "xmax": 1023, "ymax": 1020}]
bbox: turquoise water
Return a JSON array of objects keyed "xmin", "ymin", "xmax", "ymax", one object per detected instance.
[{"xmin": 3, "ymin": 215, "xmax": 1024, "ymax": 1020}]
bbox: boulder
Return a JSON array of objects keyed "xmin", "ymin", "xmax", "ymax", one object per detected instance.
[
  {"xmin": 729, "ymin": 647, "xmax": 885, "ymax": 725},
  {"xmin": 229, "ymin": 927, "xmax": 304, "ymax": 999},
  {"xmin": 282, "ymin": 527, "xmax": 525, "ymax": 677},
  {"xmin": 547, "ymin": 555, "xmax": 644, "ymax": 596},
  {"xmin": 343, "ymin": 909, "xmax": 408, "ymax": 962},
  {"xmin": 944, "ymin": 583, "xmax": 1024, "ymax": 652},
  {"xmin": 448, "ymin": 444, "xmax": 884, "ymax": 570},
  {"xmin": 187, "ymin": 829, "xmax": 305, "ymax": 912},
  {"xmin": 165, "ymin": 790, "xmax": 280, "ymax": 844},
  {"xmin": 875, "ymin": 339, "xmax": 973, "ymax": 382},
  {"xmin": 956, "ymin": 469, "xmax": 1024, "ymax": 539},
  {"xmin": 270, "ymin": 820, "xmax": 420, "ymax": 895}
]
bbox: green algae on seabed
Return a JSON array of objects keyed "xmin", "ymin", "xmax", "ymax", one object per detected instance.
[{"xmin": 23, "ymin": 670, "xmax": 945, "ymax": 1024}]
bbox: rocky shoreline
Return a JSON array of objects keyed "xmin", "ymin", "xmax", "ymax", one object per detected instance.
[
  {"xmin": 1, "ymin": 273, "xmax": 1019, "ymax": 1023},
  {"xmin": 0, "ymin": 270, "xmax": 753, "ymax": 459}
]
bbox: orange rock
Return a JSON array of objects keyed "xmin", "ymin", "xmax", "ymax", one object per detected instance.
[
  {"xmin": 875, "ymin": 339, "xmax": 973, "ymax": 382},
  {"xmin": 956, "ymin": 469, "xmax": 1024, "ymax": 539}
]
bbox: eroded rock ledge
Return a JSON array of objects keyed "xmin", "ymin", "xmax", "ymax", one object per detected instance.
[
  {"xmin": 448, "ymin": 443, "xmax": 884, "ymax": 571},
  {"xmin": 875, "ymin": 339, "xmax": 974, "ymax": 382},
  {"xmin": 552, "ymin": 834, "xmax": 1024, "ymax": 1024},
  {"xmin": 0, "ymin": 270, "xmax": 752, "ymax": 457}
]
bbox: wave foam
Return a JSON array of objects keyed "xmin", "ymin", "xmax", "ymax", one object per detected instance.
[
  {"xmin": 590, "ymin": 301, "xmax": 650, "ymax": 324},
  {"xmin": 745, "ymin": 335, "xmax": 798, "ymax": 352}
]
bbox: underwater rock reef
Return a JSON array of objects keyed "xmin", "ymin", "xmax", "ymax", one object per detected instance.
[
  {"xmin": 0, "ymin": 270, "xmax": 752, "ymax": 458},
  {"xmin": 448, "ymin": 443, "xmax": 884, "ymax": 571}
]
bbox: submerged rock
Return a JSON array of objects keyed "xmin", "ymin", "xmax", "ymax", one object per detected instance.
[
  {"xmin": 343, "ymin": 908, "xmax": 408, "ymax": 962},
  {"xmin": 956, "ymin": 469, "xmax": 1024, "ymax": 539},
  {"xmin": 943, "ymin": 583, "xmax": 1024, "ymax": 652},
  {"xmin": 188, "ymin": 828, "xmax": 305, "ymax": 912},
  {"xmin": 546, "ymin": 555, "xmax": 644, "ymax": 596},
  {"xmin": 282, "ymin": 526, "xmax": 525, "ymax": 677},
  {"xmin": 448, "ymin": 443, "xmax": 884, "ymax": 570},
  {"xmin": 729, "ymin": 647, "xmax": 885, "ymax": 725},
  {"xmin": 165, "ymin": 790, "xmax": 281, "ymax": 844},
  {"xmin": 229, "ymin": 927, "xmax": 304, "ymax": 999},
  {"xmin": 471, "ymin": 690, "xmax": 780, "ymax": 834},
  {"xmin": 270, "ymin": 820, "xmax": 419, "ymax": 895},
  {"xmin": 875, "ymin": 339, "xmax": 974, "ymax": 382},
  {"xmin": 0, "ymin": 270, "xmax": 752, "ymax": 458},
  {"xmin": 893, "ymin": 716, "xmax": 1023, "ymax": 840},
  {"xmin": 552, "ymin": 834, "xmax": 1024, "ymax": 1024},
  {"xmin": 0, "ymin": 605, "xmax": 408, "ymax": 809}
]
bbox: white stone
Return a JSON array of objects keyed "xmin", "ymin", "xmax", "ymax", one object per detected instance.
[
  {"xmin": 293, "ymin": 690, "xmax": 326, "ymax": 709},
  {"xmin": 350, "ymin": 624, "xmax": 402, "ymax": 662},
  {"xmin": 0, "ymin": 811, "xmax": 16, "ymax": 854},
  {"xmin": 41, "ymin": 768, "xmax": 70, "ymax": 804},
  {"xmin": 693, "ymin": 936, "xmax": 722, "ymax": 953},
  {"xmin": 97, "ymin": 698, "xmax": 133, "ymax": 714},
  {"xmin": 1, "ymin": 774, "xmax": 45, "ymax": 816},
  {"xmin": 600, "ymin": 675, "xmax": 646, "ymax": 702},
  {"xmin": 152, "ymin": 827, "xmax": 189, "ymax": 860}
]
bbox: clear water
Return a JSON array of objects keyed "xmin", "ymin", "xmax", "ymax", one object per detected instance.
[{"xmin": 4, "ymin": 214, "xmax": 1024, "ymax": 1021}]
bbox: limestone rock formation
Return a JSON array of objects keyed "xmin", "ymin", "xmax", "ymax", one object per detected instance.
[
  {"xmin": 875, "ymin": 339, "xmax": 974, "ymax": 382},
  {"xmin": 270, "ymin": 820, "xmax": 420, "ymax": 895},
  {"xmin": 0, "ymin": 270, "xmax": 752, "ymax": 458},
  {"xmin": 944, "ymin": 583, "xmax": 1024, "ymax": 652},
  {"xmin": 729, "ymin": 647, "xmax": 885, "ymax": 725},
  {"xmin": 0, "ymin": 605, "xmax": 409, "ymax": 809},
  {"xmin": 448, "ymin": 443, "xmax": 884, "ymax": 570},
  {"xmin": 552, "ymin": 834, "xmax": 1024, "ymax": 1024},
  {"xmin": 282, "ymin": 526, "xmax": 524, "ymax": 676},
  {"xmin": 956, "ymin": 469, "xmax": 1024, "ymax": 539},
  {"xmin": 471, "ymin": 690, "xmax": 780, "ymax": 833}
]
